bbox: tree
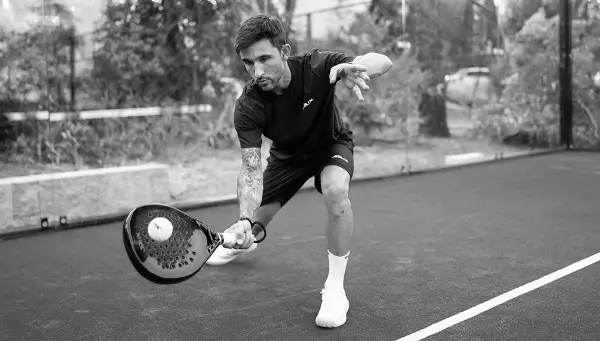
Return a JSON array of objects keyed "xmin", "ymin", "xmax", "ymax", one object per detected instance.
[
  {"xmin": 0, "ymin": 1, "xmax": 80, "ymax": 112},
  {"xmin": 368, "ymin": 0, "xmax": 501, "ymax": 83},
  {"xmin": 314, "ymin": 10, "xmax": 431, "ymax": 144},
  {"xmin": 87, "ymin": 0, "xmax": 255, "ymax": 109},
  {"xmin": 496, "ymin": 1, "xmax": 600, "ymax": 147},
  {"xmin": 501, "ymin": 0, "xmax": 545, "ymax": 37}
]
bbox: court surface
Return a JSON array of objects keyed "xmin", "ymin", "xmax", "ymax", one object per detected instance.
[{"xmin": 1, "ymin": 151, "xmax": 600, "ymax": 341}]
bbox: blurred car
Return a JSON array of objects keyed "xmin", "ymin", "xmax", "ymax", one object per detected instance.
[{"xmin": 444, "ymin": 67, "xmax": 498, "ymax": 107}]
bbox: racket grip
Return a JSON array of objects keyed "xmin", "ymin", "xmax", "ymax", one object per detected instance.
[{"xmin": 221, "ymin": 232, "xmax": 237, "ymax": 248}]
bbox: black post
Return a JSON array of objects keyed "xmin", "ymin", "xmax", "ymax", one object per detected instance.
[
  {"xmin": 559, "ymin": 0, "xmax": 573, "ymax": 149},
  {"xmin": 306, "ymin": 13, "xmax": 312, "ymax": 45},
  {"xmin": 69, "ymin": 30, "xmax": 76, "ymax": 112}
]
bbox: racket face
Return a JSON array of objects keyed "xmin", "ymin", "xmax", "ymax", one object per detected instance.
[{"xmin": 122, "ymin": 204, "xmax": 220, "ymax": 284}]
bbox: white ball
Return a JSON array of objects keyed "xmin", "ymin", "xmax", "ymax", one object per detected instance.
[{"xmin": 147, "ymin": 217, "xmax": 173, "ymax": 242}]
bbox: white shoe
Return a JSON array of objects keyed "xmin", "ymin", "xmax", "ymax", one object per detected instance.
[
  {"xmin": 205, "ymin": 243, "xmax": 257, "ymax": 266},
  {"xmin": 315, "ymin": 288, "xmax": 349, "ymax": 328}
]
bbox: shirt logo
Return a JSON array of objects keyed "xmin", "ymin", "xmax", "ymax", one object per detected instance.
[
  {"xmin": 332, "ymin": 155, "xmax": 348, "ymax": 163},
  {"xmin": 303, "ymin": 98, "xmax": 314, "ymax": 110}
]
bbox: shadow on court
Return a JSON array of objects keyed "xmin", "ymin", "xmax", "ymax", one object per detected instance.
[{"xmin": 1, "ymin": 152, "xmax": 600, "ymax": 341}]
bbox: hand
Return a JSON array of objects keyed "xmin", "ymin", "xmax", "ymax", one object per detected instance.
[
  {"xmin": 329, "ymin": 63, "xmax": 370, "ymax": 101},
  {"xmin": 225, "ymin": 219, "xmax": 255, "ymax": 249}
]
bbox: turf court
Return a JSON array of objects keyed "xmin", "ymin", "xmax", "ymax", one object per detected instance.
[{"xmin": 1, "ymin": 151, "xmax": 600, "ymax": 341}]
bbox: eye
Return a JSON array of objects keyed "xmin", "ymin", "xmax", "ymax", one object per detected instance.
[{"xmin": 259, "ymin": 56, "xmax": 270, "ymax": 62}]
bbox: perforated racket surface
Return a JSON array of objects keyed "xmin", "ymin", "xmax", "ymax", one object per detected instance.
[{"xmin": 122, "ymin": 204, "xmax": 265, "ymax": 285}]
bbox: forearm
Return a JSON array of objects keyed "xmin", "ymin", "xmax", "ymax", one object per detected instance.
[
  {"xmin": 353, "ymin": 53, "xmax": 393, "ymax": 79},
  {"xmin": 237, "ymin": 168, "xmax": 263, "ymax": 220},
  {"xmin": 237, "ymin": 147, "xmax": 263, "ymax": 220}
]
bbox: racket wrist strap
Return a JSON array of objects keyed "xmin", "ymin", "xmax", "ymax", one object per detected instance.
[
  {"xmin": 238, "ymin": 217, "xmax": 253, "ymax": 226},
  {"xmin": 239, "ymin": 217, "xmax": 265, "ymax": 231},
  {"xmin": 252, "ymin": 220, "xmax": 265, "ymax": 230}
]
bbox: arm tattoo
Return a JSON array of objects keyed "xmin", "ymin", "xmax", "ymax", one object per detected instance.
[{"xmin": 237, "ymin": 147, "xmax": 263, "ymax": 220}]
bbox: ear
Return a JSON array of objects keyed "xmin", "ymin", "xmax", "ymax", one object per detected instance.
[{"xmin": 281, "ymin": 44, "xmax": 291, "ymax": 59}]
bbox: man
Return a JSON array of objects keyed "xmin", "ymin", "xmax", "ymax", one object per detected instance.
[{"xmin": 206, "ymin": 14, "xmax": 393, "ymax": 328}]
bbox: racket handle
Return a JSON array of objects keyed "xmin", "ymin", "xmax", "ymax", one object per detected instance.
[
  {"xmin": 220, "ymin": 232, "xmax": 257, "ymax": 249},
  {"xmin": 221, "ymin": 232, "xmax": 237, "ymax": 248}
]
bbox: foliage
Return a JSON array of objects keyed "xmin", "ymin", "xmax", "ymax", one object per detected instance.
[
  {"xmin": 317, "ymin": 11, "xmax": 431, "ymax": 141},
  {"xmin": 0, "ymin": 0, "xmax": 299, "ymax": 166},
  {"xmin": 1, "ymin": 110, "xmax": 222, "ymax": 166},
  {"xmin": 476, "ymin": 5, "xmax": 600, "ymax": 148},
  {"xmin": 0, "ymin": 0, "xmax": 280, "ymax": 112},
  {"xmin": 0, "ymin": 16, "xmax": 78, "ymax": 113},
  {"xmin": 3, "ymin": 0, "xmax": 600, "ymax": 167},
  {"xmin": 87, "ymin": 0, "xmax": 253, "ymax": 109},
  {"xmin": 368, "ymin": 0, "xmax": 501, "ymax": 83},
  {"xmin": 501, "ymin": 0, "xmax": 546, "ymax": 37}
]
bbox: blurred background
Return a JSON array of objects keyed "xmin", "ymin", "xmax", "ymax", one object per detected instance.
[{"xmin": 0, "ymin": 0, "xmax": 598, "ymax": 187}]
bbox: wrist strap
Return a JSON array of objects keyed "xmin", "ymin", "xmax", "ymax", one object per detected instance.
[
  {"xmin": 238, "ymin": 217, "xmax": 267, "ymax": 243},
  {"xmin": 239, "ymin": 217, "xmax": 266, "ymax": 231},
  {"xmin": 239, "ymin": 217, "xmax": 253, "ymax": 225},
  {"xmin": 252, "ymin": 220, "xmax": 265, "ymax": 230}
]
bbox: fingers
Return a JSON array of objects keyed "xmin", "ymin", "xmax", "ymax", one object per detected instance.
[
  {"xmin": 350, "ymin": 63, "xmax": 368, "ymax": 73},
  {"xmin": 243, "ymin": 228, "xmax": 254, "ymax": 248},
  {"xmin": 352, "ymin": 85, "xmax": 364, "ymax": 101},
  {"xmin": 352, "ymin": 75, "xmax": 370, "ymax": 91},
  {"xmin": 328, "ymin": 63, "xmax": 370, "ymax": 101},
  {"xmin": 329, "ymin": 63, "xmax": 369, "ymax": 84},
  {"xmin": 232, "ymin": 219, "xmax": 254, "ymax": 249},
  {"xmin": 329, "ymin": 65, "xmax": 341, "ymax": 84},
  {"xmin": 342, "ymin": 77, "xmax": 367, "ymax": 101},
  {"xmin": 359, "ymin": 71, "xmax": 370, "ymax": 82}
]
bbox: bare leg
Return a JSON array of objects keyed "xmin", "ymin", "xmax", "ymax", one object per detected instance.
[
  {"xmin": 255, "ymin": 202, "xmax": 282, "ymax": 228},
  {"xmin": 315, "ymin": 165, "xmax": 352, "ymax": 328},
  {"xmin": 320, "ymin": 166, "xmax": 353, "ymax": 258}
]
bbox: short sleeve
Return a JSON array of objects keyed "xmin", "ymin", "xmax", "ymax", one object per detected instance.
[
  {"xmin": 312, "ymin": 49, "xmax": 356, "ymax": 75},
  {"xmin": 234, "ymin": 97, "xmax": 263, "ymax": 149}
]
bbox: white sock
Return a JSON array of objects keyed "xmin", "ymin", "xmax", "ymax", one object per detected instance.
[{"xmin": 324, "ymin": 250, "xmax": 350, "ymax": 290}]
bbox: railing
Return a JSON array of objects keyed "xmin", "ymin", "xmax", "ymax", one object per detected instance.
[{"xmin": 3, "ymin": 104, "xmax": 213, "ymax": 122}]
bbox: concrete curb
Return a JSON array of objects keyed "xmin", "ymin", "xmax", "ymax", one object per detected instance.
[{"xmin": 0, "ymin": 148, "xmax": 565, "ymax": 241}]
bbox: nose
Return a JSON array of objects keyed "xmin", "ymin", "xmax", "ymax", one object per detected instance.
[{"xmin": 254, "ymin": 63, "xmax": 265, "ymax": 79}]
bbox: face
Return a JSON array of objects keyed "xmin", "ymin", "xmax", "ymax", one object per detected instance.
[{"xmin": 239, "ymin": 38, "xmax": 289, "ymax": 91}]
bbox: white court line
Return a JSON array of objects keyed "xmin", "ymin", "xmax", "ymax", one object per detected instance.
[{"xmin": 396, "ymin": 251, "xmax": 600, "ymax": 341}]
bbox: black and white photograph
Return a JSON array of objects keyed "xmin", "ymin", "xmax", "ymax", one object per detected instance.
[{"xmin": 1, "ymin": 0, "xmax": 599, "ymax": 340}]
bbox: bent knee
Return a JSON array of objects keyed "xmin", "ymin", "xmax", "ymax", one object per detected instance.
[{"xmin": 322, "ymin": 183, "xmax": 351, "ymax": 217}]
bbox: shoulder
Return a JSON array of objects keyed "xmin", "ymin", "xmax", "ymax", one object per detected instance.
[
  {"xmin": 289, "ymin": 49, "xmax": 355, "ymax": 76},
  {"xmin": 235, "ymin": 83, "xmax": 263, "ymax": 116},
  {"xmin": 234, "ymin": 83, "xmax": 265, "ymax": 128},
  {"xmin": 310, "ymin": 49, "xmax": 355, "ymax": 67}
]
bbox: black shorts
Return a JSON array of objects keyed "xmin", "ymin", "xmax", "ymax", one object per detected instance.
[{"xmin": 261, "ymin": 140, "xmax": 355, "ymax": 207}]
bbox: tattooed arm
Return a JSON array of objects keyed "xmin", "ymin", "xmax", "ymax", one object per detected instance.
[{"xmin": 237, "ymin": 147, "xmax": 263, "ymax": 221}]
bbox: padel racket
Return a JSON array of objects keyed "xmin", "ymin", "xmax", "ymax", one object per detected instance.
[{"xmin": 122, "ymin": 203, "xmax": 266, "ymax": 285}]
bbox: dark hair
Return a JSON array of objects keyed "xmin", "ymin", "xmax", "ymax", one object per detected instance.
[{"xmin": 234, "ymin": 14, "xmax": 286, "ymax": 55}]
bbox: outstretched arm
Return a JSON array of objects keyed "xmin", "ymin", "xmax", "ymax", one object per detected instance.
[
  {"xmin": 329, "ymin": 52, "xmax": 393, "ymax": 100},
  {"xmin": 237, "ymin": 147, "xmax": 263, "ymax": 221}
]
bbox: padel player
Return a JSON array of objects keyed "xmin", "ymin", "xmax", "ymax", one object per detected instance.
[{"xmin": 206, "ymin": 14, "xmax": 393, "ymax": 328}]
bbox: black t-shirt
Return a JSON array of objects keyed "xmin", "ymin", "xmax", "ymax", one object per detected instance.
[{"xmin": 234, "ymin": 49, "xmax": 355, "ymax": 162}]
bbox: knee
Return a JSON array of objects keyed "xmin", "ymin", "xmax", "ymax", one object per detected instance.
[{"xmin": 322, "ymin": 182, "xmax": 351, "ymax": 217}]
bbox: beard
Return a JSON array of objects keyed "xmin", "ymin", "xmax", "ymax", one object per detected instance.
[
  {"xmin": 255, "ymin": 62, "xmax": 284, "ymax": 91},
  {"xmin": 256, "ymin": 75, "xmax": 280, "ymax": 91}
]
